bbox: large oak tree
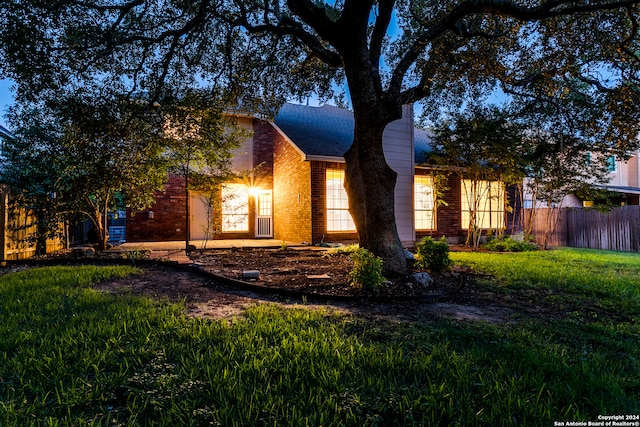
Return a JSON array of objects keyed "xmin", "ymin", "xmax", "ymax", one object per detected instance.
[{"xmin": 2, "ymin": 1, "xmax": 639, "ymax": 275}]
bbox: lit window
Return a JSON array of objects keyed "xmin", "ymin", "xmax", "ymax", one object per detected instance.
[
  {"xmin": 221, "ymin": 184, "xmax": 249, "ymax": 232},
  {"xmin": 461, "ymin": 179, "xmax": 504, "ymax": 230},
  {"xmin": 414, "ymin": 175, "xmax": 436, "ymax": 230},
  {"xmin": 326, "ymin": 169, "xmax": 356, "ymax": 232}
]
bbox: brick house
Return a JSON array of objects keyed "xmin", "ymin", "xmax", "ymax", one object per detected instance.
[{"xmin": 127, "ymin": 103, "xmax": 512, "ymax": 245}]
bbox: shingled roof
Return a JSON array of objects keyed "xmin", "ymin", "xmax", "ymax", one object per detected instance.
[{"xmin": 274, "ymin": 103, "xmax": 432, "ymax": 163}]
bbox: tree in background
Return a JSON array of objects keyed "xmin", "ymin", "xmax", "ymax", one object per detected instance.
[
  {"xmin": 0, "ymin": 108, "xmax": 68, "ymax": 254},
  {"xmin": 159, "ymin": 92, "xmax": 247, "ymax": 253},
  {"xmin": 431, "ymin": 105, "xmax": 529, "ymax": 248},
  {"xmin": 1, "ymin": 1, "xmax": 639, "ymax": 276},
  {"xmin": 523, "ymin": 134, "xmax": 614, "ymax": 249},
  {"xmin": 1, "ymin": 90, "xmax": 168, "ymax": 251}
]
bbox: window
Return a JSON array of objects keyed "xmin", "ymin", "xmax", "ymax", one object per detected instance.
[
  {"xmin": 607, "ymin": 155, "xmax": 617, "ymax": 172},
  {"xmin": 326, "ymin": 169, "xmax": 356, "ymax": 232},
  {"xmin": 414, "ymin": 175, "xmax": 436, "ymax": 230},
  {"xmin": 461, "ymin": 179, "xmax": 505, "ymax": 230},
  {"xmin": 221, "ymin": 184, "xmax": 249, "ymax": 232}
]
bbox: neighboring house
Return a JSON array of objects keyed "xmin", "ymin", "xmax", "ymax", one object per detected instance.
[
  {"xmin": 127, "ymin": 103, "xmax": 514, "ymax": 246},
  {"xmin": 522, "ymin": 152, "xmax": 640, "ymax": 209},
  {"xmin": 599, "ymin": 151, "xmax": 640, "ymax": 205}
]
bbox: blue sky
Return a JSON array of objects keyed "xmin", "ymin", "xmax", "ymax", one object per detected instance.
[{"xmin": 0, "ymin": 78, "xmax": 14, "ymax": 128}]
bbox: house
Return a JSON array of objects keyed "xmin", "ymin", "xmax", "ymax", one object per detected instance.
[
  {"xmin": 598, "ymin": 151, "xmax": 640, "ymax": 205},
  {"xmin": 126, "ymin": 103, "xmax": 514, "ymax": 246},
  {"xmin": 521, "ymin": 151, "xmax": 640, "ymax": 210}
]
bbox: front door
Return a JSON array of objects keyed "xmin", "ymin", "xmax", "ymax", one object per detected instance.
[{"xmin": 255, "ymin": 190, "xmax": 273, "ymax": 238}]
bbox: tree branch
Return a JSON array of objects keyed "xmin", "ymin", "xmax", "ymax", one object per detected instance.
[{"xmin": 389, "ymin": 0, "xmax": 638, "ymax": 100}]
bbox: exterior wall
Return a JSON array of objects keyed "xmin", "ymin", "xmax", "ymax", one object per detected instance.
[
  {"xmin": 310, "ymin": 161, "xmax": 358, "ymax": 244},
  {"xmin": 272, "ymin": 126, "xmax": 313, "ymax": 243},
  {"xmin": 230, "ymin": 117, "xmax": 254, "ymax": 171},
  {"xmin": 252, "ymin": 119, "xmax": 275, "ymax": 189},
  {"xmin": 629, "ymin": 154, "xmax": 639, "ymax": 188},
  {"xmin": 415, "ymin": 172, "xmax": 466, "ymax": 244},
  {"xmin": 383, "ymin": 104, "xmax": 416, "ymax": 245},
  {"xmin": 127, "ymin": 174, "xmax": 187, "ymax": 242}
]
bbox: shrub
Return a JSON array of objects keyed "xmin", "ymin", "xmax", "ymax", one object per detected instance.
[
  {"xmin": 323, "ymin": 244, "xmax": 359, "ymax": 257},
  {"xmin": 485, "ymin": 237, "xmax": 539, "ymax": 252},
  {"xmin": 349, "ymin": 248, "xmax": 385, "ymax": 291},
  {"xmin": 415, "ymin": 236, "xmax": 453, "ymax": 272}
]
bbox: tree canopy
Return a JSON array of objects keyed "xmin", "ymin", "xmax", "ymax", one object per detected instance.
[
  {"xmin": 1, "ymin": 90, "xmax": 169, "ymax": 250},
  {"xmin": 1, "ymin": 1, "xmax": 639, "ymax": 275}
]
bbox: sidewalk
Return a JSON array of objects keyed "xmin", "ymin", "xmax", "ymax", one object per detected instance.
[{"xmin": 110, "ymin": 239, "xmax": 299, "ymax": 264}]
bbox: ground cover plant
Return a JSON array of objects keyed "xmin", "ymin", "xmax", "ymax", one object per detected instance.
[{"xmin": 1, "ymin": 253, "xmax": 639, "ymax": 426}]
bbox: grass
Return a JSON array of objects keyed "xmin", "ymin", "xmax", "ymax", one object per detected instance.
[
  {"xmin": 451, "ymin": 247, "xmax": 640, "ymax": 314},
  {"xmin": 1, "ymin": 253, "xmax": 639, "ymax": 426}
]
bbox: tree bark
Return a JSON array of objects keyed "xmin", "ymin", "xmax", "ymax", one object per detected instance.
[{"xmin": 343, "ymin": 114, "xmax": 408, "ymax": 277}]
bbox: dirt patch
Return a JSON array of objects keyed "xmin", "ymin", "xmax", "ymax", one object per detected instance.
[
  {"xmin": 26, "ymin": 247, "xmax": 625, "ymax": 325},
  {"xmin": 90, "ymin": 248, "xmax": 515, "ymax": 324}
]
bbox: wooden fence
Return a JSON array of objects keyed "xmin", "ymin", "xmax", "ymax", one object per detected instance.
[{"xmin": 523, "ymin": 206, "xmax": 640, "ymax": 252}]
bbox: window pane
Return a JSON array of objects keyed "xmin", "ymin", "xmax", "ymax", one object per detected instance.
[
  {"xmin": 222, "ymin": 184, "xmax": 249, "ymax": 232},
  {"xmin": 414, "ymin": 175, "xmax": 435, "ymax": 230},
  {"xmin": 461, "ymin": 179, "xmax": 504, "ymax": 230},
  {"xmin": 326, "ymin": 169, "xmax": 355, "ymax": 231}
]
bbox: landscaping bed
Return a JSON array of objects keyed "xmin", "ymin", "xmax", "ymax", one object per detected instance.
[{"xmin": 189, "ymin": 247, "xmax": 464, "ymax": 299}]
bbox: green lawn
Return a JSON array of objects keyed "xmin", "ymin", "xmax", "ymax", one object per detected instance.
[{"xmin": 1, "ymin": 250, "xmax": 639, "ymax": 426}]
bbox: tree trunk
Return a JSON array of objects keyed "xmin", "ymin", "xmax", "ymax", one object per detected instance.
[{"xmin": 343, "ymin": 117, "xmax": 408, "ymax": 277}]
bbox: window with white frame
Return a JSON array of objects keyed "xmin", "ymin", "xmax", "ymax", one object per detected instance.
[
  {"xmin": 221, "ymin": 184, "xmax": 249, "ymax": 232},
  {"xmin": 461, "ymin": 179, "xmax": 505, "ymax": 230},
  {"xmin": 414, "ymin": 175, "xmax": 436, "ymax": 230},
  {"xmin": 326, "ymin": 169, "xmax": 356, "ymax": 232}
]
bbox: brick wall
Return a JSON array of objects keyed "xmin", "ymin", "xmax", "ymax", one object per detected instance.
[
  {"xmin": 272, "ymin": 126, "xmax": 313, "ymax": 243},
  {"xmin": 127, "ymin": 174, "xmax": 187, "ymax": 242},
  {"xmin": 310, "ymin": 161, "xmax": 358, "ymax": 244},
  {"xmin": 252, "ymin": 119, "xmax": 274, "ymax": 189}
]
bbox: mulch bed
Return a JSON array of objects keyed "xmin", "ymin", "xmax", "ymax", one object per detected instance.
[{"xmin": 189, "ymin": 247, "xmax": 462, "ymax": 299}]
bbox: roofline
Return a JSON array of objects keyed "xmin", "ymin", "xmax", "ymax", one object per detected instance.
[
  {"xmin": 305, "ymin": 155, "xmax": 345, "ymax": 163},
  {"xmin": 0, "ymin": 125, "xmax": 14, "ymax": 140},
  {"xmin": 596, "ymin": 184, "xmax": 640, "ymax": 195},
  {"xmin": 268, "ymin": 121, "xmax": 310, "ymax": 161}
]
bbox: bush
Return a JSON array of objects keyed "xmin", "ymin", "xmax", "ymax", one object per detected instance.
[
  {"xmin": 415, "ymin": 236, "xmax": 453, "ymax": 272},
  {"xmin": 323, "ymin": 244, "xmax": 359, "ymax": 257},
  {"xmin": 349, "ymin": 248, "xmax": 385, "ymax": 291},
  {"xmin": 485, "ymin": 237, "xmax": 539, "ymax": 252}
]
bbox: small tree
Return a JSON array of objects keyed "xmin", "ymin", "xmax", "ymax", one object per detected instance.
[
  {"xmin": 431, "ymin": 106, "xmax": 528, "ymax": 248},
  {"xmin": 159, "ymin": 92, "xmax": 248, "ymax": 253},
  {"xmin": 1, "ymin": 91, "xmax": 168, "ymax": 250},
  {"xmin": 524, "ymin": 134, "xmax": 612, "ymax": 249}
]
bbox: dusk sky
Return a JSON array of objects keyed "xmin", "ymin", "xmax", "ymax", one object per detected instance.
[{"xmin": 0, "ymin": 78, "xmax": 14, "ymax": 129}]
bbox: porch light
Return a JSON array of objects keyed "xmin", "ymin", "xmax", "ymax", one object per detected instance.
[{"xmin": 248, "ymin": 186, "xmax": 259, "ymax": 197}]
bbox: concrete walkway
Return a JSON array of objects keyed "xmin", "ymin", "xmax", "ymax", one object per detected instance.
[
  {"xmin": 110, "ymin": 239, "xmax": 300, "ymax": 264},
  {"xmin": 116, "ymin": 239, "xmax": 295, "ymax": 251}
]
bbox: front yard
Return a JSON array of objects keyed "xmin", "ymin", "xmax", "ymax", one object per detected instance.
[{"xmin": 1, "ymin": 248, "xmax": 638, "ymax": 426}]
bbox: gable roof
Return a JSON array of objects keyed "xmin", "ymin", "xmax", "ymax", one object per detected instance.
[
  {"xmin": 274, "ymin": 103, "xmax": 432, "ymax": 163},
  {"xmin": 274, "ymin": 103, "xmax": 353, "ymax": 159}
]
